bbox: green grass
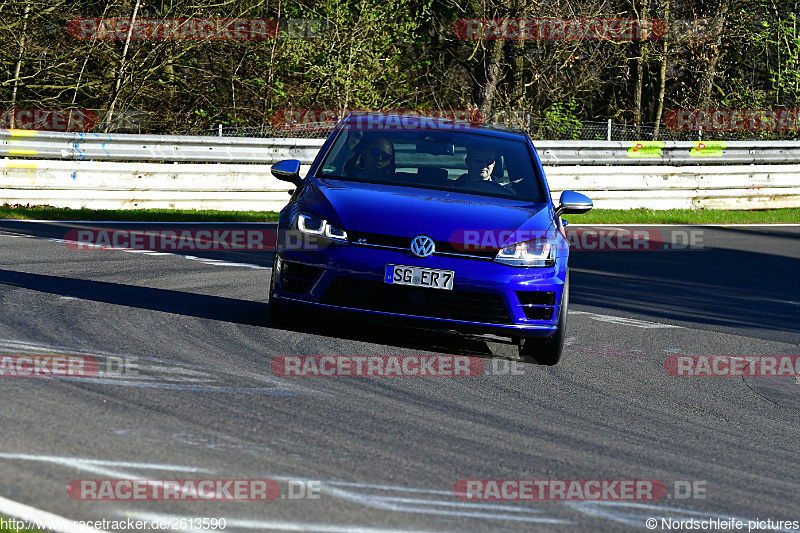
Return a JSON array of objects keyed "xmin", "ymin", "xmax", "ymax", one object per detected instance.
[
  {"xmin": 0, "ymin": 204, "xmax": 798, "ymax": 224},
  {"xmin": 565, "ymin": 208, "xmax": 800, "ymax": 224},
  {"xmin": 0, "ymin": 205, "xmax": 280, "ymax": 222}
]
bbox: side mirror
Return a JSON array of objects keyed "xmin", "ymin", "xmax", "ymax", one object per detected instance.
[
  {"xmin": 271, "ymin": 159, "xmax": 303, "ymax": 188},
  {"xmin": 555, "ymin": 190, "xmax": 593, "ymax": 218}
]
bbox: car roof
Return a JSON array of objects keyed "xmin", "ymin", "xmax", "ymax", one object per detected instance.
[{"xmin": 339, "ymin": 112, "xmax": 530, "ymax": 141}]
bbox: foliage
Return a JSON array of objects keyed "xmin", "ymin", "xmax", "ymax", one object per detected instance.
[{"xmin": 0, "ymin": 0, "xmax": 797, "ymax": 133}]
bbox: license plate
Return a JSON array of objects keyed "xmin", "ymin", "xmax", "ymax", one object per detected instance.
[{"xmin": 384, "ymin": 265, "xmax": 454, "ymax": 290}]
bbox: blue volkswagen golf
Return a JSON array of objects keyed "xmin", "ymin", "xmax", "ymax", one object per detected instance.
[{"xmin": 268, "ymin": 113, "xmax": 592, "ymax": 365}]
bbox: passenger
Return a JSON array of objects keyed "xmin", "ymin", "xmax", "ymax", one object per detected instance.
[{"xmin": 345, "ymin": 137, "xmax": 395, "ymax": 180}]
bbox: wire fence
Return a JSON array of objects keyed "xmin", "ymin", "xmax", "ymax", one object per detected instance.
[
  {"xmin": 184, "ymin": 116, "xmax": 800, "ymax": 141},
  {"xmin": 522, "ymin": 119, "xmax": 800, "ymax": 141},
  {"xmin": 189, "ymin": 124, "xmax": 335, "ymax": 139}
]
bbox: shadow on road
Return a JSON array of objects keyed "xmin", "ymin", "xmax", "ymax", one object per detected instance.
[
  {"xmin": 2, "ymin": 222, "xmax": 798, "ymax": 343},
  {"xmin": 0, "ymin": 269, "xmax": 268, "ymax": 326},
  {"xmin": 0, "ymin": 268, "xmax": 497, "ymax": 354},
  {"xmin": 0, "ymin": 220, "xmax": 276, "ymax": 267},
  {"xmin": 569, "ymin": 226, "xmax": 800, "ymax": 342}
]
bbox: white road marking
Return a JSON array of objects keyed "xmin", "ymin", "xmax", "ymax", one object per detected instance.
[
  {"xmin": 570, "ymin": 311, "xmax": 682, "ymax": 329},
  {"xmin": 188, "ymin": 257, "xmax": 269, "ymax": 269},
  {"xmin": 1, "ymin": 456, "xmax": 750, "ymax": 532},
  {"xmin": 314, "ymin": 479, "xmax": 569, "ymax": 525},
  {"xmin": 0, "ymin": 337, "xmax": 326, "ymax": 397},
  {"xmin": 125, "ymin": 476, "xmax": 572, "ymax": 531},
  {"xmin": 0, "ymin": 232, "xmax": 269, "ymax": 269},
  {"xmin": 0, "ymin": 453, "xmax": 209, "ymax": 473},
  {"xmin": 127, "ymin": 513, "xmax": 472, "ymax": 533}
]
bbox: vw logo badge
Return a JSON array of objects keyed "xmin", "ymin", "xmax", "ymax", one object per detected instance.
[{"xmin": 410, "ymin": 235, "xmax": 435, "ymax": 258}]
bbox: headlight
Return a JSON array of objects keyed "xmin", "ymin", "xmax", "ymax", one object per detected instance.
[
  {"xmin": 294, "ymin": 212, "xmax": 348, "ymax": 242},
  {"xmin": 494, "ymin": 237, "xmax": 555, "ymax": 267}
]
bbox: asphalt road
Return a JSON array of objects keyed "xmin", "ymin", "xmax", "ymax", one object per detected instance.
[{"xmin": 0, "ymin": 221, "xmax": 798, "ymax": 532}]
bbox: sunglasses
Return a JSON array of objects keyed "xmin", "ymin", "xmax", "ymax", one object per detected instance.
[
  {"xmin": 368, "ymin": 149, "xmax": 392, "ymax": 162},
  {"xmin": 469, "ymin": 157, "xmax": 495, "ymax": 166}
]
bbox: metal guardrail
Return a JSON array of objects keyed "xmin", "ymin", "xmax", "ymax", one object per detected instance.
[
  {"xmin": 0, "ymin": 130, "xmax": 325, "ymax": 164},
  {"xmin": 3, "ymin": 129, "xmax": 800, "ymax": 166},
  {"xmin": 2, "ymin": 129, "xmax": 799, "ymax": 211},
  {"xmin": 2, "ymin": 159, "xmax": 798, "ymax": 211},
  {"xmin": 536, "ymin": 140, "xmax": 800, "ymax": 166},
  {"xmin": 545, "ymin": 165, "xmax": 800, "ymax": 210}
]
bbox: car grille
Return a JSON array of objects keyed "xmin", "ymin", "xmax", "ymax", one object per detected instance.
[
  {"xmin": 281, "ymin": 261, "xmax": 322, "ymax": 294},
  {"xmin": 347, "ymin": 231, "xmax": 498, "ymax": 259},
  {"xmin": 522, "ymin": 306, "xmax": 554, "ymax": 320},
  {"xmin": 516, "ymin": 291, "xmax": 556, "ymax": 306},
  {"xmin": 517, "ymin": 291, "xmax": 556, "ymax": 321},
  {"xmin": 320, "ymin": 277, "xmax": 512, "ymax": 324}
]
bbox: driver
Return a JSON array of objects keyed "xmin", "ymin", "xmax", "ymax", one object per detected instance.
[{"xmin": 452, "ymin": 145, "xmax": 503, "ymax": 188}]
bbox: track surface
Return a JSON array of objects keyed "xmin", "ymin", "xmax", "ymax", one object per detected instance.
[{"xmin": 0, "ymin": 221, "xmax": 798, "ymax": 532}]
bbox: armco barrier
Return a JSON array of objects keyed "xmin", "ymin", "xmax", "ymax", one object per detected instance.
[
  {"xmin": 2, "ymin": 130, "xmax": 800, "ymax": 165},
  {"xmin": 0, "ymin": 130, "xmax": 324, "ymax": 163},
  {"xmin": 2, "ymin": 159, "xmax": 797, "ymax": 211},
  {"xmin": 0, "ymin": 159, "xmax": 308, "ymax": 211},
  {"xmin": 545, "ymin": 165, "xmax": 800, "ymax": 210},
  {"xmin": 2, "ymin": 130, "xmax": 800, "ymax": 210}
]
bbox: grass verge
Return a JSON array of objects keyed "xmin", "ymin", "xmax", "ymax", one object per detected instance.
[
  {"xmin": 0, "ymin": 205, "xmax": 280, "ymax": 222},
  {"xmin": 0, "ymin": 204, "xmax": 798, "ymax": 224},
  {"xmin": 566, "ymin": 207, "xmax": 800, "ymax": 224}
]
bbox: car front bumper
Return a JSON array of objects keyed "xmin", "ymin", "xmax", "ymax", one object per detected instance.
[{"xmin": 271, "ymin": 240, "xmax": 568, "ymax": 340}]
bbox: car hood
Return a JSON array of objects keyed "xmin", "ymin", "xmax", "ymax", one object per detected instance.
[{"xmin": 303, "ymin": 178, "xmax": 554, "ymax": 246}]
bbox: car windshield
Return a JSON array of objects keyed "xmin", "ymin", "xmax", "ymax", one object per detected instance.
[{"xmin": 316, "ymin": 127, "xmax": 546, "ymax": 203}]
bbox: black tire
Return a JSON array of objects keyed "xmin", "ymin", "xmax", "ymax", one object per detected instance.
[
  {"xmin": 518, "ymin": 270, "xmax": 569, "ymax": 366},
  {"xmin": 267, "ymin": 255, "xmax": 295, "ymax": 327},
  {"xmin": 267, "ymin": 292, "xmax": 291, "ymax": 327}
]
